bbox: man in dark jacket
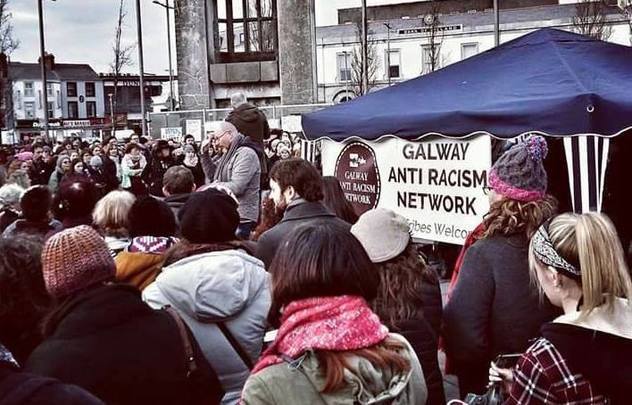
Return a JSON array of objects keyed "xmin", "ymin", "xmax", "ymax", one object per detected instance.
[
  {"xmin": 29, "ymin": 143, "xmax": 55, "ymax": 186},
  {"xmin": 225, "ymin": 92, "xmax": 270, "ymax": 145},
  {"xmin": 255, "ymin": 158, "xmax": 349, "ymax": 268},
  {"xmin": 145, "ymin": 140, "xmax": 175, "ymax": 197},
  {"xmin": 25, "ymin": 226, "xmax": 223, "ymax": 405},
  {"xmin": 162, "ymin": 165, "xmax": 196, "ymax": 224}
]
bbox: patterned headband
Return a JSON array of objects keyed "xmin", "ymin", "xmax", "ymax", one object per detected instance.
[{"xmin": 532, "ymin": 222, "xmax": 581, "ymax": 279}]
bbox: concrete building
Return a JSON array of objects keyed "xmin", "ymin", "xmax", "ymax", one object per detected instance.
[
  {"xmin": 9, "ymin": 54, "xmax": 106, "ymax": 141},
  {"xmin": 174, "ymin": 0, "xmax": 318, "ymax": 109},
  {"xmin": 316, "ymin": 1, "xmax": 631, "ymax": 104}
]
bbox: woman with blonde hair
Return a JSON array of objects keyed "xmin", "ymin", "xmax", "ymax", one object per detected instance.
[
  {"xmin": 443, "ymin": 136, "xmax": 560, "ymax": 397},
  {"xmin": 92, "ymin": 190, "xmax": 136, "ymax": 257},
  {"xmin": 490, "ymin": 212, "xmax": 632, "ymax": 404}
]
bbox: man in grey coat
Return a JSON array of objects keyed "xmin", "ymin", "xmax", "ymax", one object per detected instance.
[{"xmin": 202, "ymin": 122, "xmax": 261, "ymax": 239}]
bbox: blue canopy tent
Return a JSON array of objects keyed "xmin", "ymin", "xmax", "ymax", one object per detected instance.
[
  {"xmin": 302, "ymin": 28, "xmax": 632, "ymax": 141},
  {"xmin": 302, "ymin": 28, "xmax": 632, "ymax": 219}
]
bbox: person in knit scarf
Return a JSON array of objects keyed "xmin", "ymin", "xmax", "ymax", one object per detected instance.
[{"xmin": 241, "ymin": 221, "xmax": 427, "ymax": 405}]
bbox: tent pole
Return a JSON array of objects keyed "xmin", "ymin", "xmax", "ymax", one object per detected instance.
[
  {"xmin": 494, "ymin": 0, "xmax": 500, "ymax": 46},
  {"xmin": 361, "ymin": 0, "xmax": 369, "ymax": 94}
]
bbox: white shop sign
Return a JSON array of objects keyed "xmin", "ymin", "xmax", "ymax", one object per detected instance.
[
  {"xmin": 186, "ymin": 119, "xmax": 202, "ymax": 142},
  {"xmin": 320, "ymin": 135, "xmax": 492, "ymax": 244}
]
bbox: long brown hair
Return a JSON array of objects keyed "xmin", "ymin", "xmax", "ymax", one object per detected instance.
[
  {"xmin": 316, "ymin": 337, "xmax": 411, "ymax": 392},
  {"xmin": 480, "ymin": 195, "xmax": 557, "ymax": 240},
  {"xmin": 322, "ymin": 176, "xmax": 358, "ymax": 224},
  {"xmin": 251, "ymin": 197, "xmax": 284, "ymax": 241},
  {"xmin": 372, "ymin": 243, "xmax": 434, "ymax": 328}
]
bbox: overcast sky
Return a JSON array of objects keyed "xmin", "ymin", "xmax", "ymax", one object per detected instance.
[{"xmin": 10, "ymin": 0, "xmax": 422, "ymax": 74}]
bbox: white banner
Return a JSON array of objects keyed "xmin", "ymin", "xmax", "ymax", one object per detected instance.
[
  {"xmin": 321, "ymin": 135, "xmax": 492, "ymax": 244},
  {"xmin": 161, "ymin": 127, "xmax": 182, "ymax": 141},
  {"xmin": 186, "ymin": 119, "xmax": 202, "ymax": 142}
]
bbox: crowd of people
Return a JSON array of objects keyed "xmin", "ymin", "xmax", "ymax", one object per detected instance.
[{"xmin": 0, "ymin": 92, "xmax": 629, "ymax": 405}]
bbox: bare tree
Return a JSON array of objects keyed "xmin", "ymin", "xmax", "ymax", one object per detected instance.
[
  {"xmin": 0, "ymin": 0, "xmax": 19, "ymax": 55},
  {"xmin": 351, "ymin": 19, "xmax": 379, "ymax": 96},
  {"xmin": 422, "ymin": 4, "xmax": 443, "ymax": 75},
  {"xmin": 572, "ymin": 0, "xmax": 613, "ymax": 40},
  {"xmin": 109, "ymin": 0, "xmax": 135, "ymax": 122},
  {"xmin": 618, "ymin": 1, "xmax": 632, "ymax": 44}
]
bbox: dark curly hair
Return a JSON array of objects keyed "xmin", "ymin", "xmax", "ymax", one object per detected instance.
[
  {"xmin": 480, "ymin": 194, "xmax": 558, "ymax": 240},
  {"xmin": 372, "ymin": 243, "xmax": 435, "ymax": 328},
  {"xmin": 269, "ymin": 158, "xmax": 324, "ymax": 202},
  {"xmin": 251, "ymin": 197, "xmax": 284, "ymax": 241},
  {"xmin": 0, "ymin": 235, "xmax": 50, "ymax": 363}
]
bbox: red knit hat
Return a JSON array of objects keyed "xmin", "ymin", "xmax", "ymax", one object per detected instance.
[{"xmin": 42, "ymin": 225, "xmax": 115, "ymax": 298}]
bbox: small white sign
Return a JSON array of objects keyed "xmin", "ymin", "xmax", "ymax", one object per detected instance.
[
  {"xmin": 161, "ymin": 127, "xmax": 182, "ymax": 141},
  {"xmin": 186, "ymin": 119, "xmax": 202, "ymax": 142},
  {"xmin": 281, "ymin": 115, "xmax": 302, "ymax": 133}
]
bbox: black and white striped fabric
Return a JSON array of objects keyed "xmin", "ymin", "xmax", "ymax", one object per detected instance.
[{"xmin": 563, "ymin": 136, "xmax": 610, "ymax": 214}]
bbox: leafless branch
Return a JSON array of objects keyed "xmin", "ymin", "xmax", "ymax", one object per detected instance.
[
  {"xmin": 0, "ymin": 0, "xmax": 19, "ymax": 55},
  {"xmin": 572, "ymin": 0, "xmax": 613, "ymax": 41}
]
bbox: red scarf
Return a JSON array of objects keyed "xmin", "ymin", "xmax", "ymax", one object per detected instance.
[
  {"xmin": 446, "ymin": 222, "xmax": 486, "ymax": 300},
  {"xmin": 252, "ymin": 295, "xmax": 389, "ymax": 374}
]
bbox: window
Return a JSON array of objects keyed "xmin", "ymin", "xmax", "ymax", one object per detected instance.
[
  {"xmin": 57, "ymin": 90, "xmax": 61, "ymax": 105},
  {"xmin": 67, "ymin": 82, "xmax": 77, "ymax": 97},
  {"xmin": 421, "ymin": 45, "xmax": 438, "ymax": 75},
  {"xmin": 25, "ymin": 102, "xmax": 35, "ymax": 118},
  {"xmin": 385, "ymin": 50, "xmax": 400, "ymax": 79},
  {"xmin": 14, "ymin": 90, "xmax": 21, "ymax": 109},
  {"xmin": 86, "ymin": 101, "xmax": 97, "ymax": 117},
  {"xmin": 337, "ymin": 52, "xmax": 352, "ymax": 82},
  {"xmin": 461, "ymin": 43, "xmax": 479, "ymax": 60},
  {"xmin": 24, "ymin": 82, "xmax": 34, "ymax": 97},
  {"xmin": 68, "ymin": 101, "xmax": 78, "ymax": 119},
  {"xmin": 216, "ymin": 0, "xmax": 277, "ymax": 62},
  {"xmin": 46, "ymin": 83, "xmax": 54, "ymax": 97},
  {"xmin": 47, "ymin": 101, "xmax": 55, "ymax": 119},
  {"xmin": 85, "ymin": 82, "xmax": 96, "ymax": 97}
]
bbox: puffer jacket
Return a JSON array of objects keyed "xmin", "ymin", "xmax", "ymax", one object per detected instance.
[
  {"xmin": 142, "ymin": 249, "xmax": 270, "ymax": 405},
  {"xmin": 241, "ymin": 333, "xmax": 427, "ymax": 405}
]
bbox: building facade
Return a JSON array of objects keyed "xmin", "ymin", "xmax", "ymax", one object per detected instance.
[
  {"xmin": 175, "ymin": 0, "xmax": 318, "ymax": 109},
  {"xmin": 9, "ymin": 54, "xmax": 106, "ymax": 141},
  {"xmin": 316, "ymin": 1, "xmax": 631, "ymax": 104}
]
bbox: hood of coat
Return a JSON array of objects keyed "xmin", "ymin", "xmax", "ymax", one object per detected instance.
[
  {"xmin": 149, "ymin": 249, "xmax": 268, "ymax": 321},
  {"xmin": 542, "ymin": 298, "xmax": 632, "ymax": 401},
  {"xmin": 295, "ymin": 334, "xmax": 424, "ymax": 405},
  {"xmin": 232, "ymin": 103, "xmax": 261, "ymax": 123}
]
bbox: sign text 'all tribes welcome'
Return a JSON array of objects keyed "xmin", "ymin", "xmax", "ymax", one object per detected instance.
[{"xmin": 322, "ymin": 136, "xmax": 492, "ymax": 244}]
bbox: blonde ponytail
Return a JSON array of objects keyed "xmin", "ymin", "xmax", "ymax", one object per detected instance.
[{"xmin": 574, "ymin": 213, "xmax": 632, "ymax": 312}]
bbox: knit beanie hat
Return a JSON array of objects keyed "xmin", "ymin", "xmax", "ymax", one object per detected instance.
[
  {"xmin": 351, "ymin": 208, "xmax": 410, "ymax": 263},
  {"xmin": 488, "ymin": 136, "xmax": 548, "ymax": 202},
  {"xmin": 42, "ymin": 225, "xmax": 115, "ymax": 299},
  {"xmin": 178, "ymin": 188, "xmax": 240, "ymax": 244}
]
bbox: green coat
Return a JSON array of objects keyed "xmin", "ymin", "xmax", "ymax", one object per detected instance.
[{"xmin": 242, "ymin": 333, "xmax": 427, "ymax": 405}]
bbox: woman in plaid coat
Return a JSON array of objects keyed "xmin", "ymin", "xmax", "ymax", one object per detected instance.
[{"xmin": 491, "ymin": 213, "xmax": 632, "ymax": 404}]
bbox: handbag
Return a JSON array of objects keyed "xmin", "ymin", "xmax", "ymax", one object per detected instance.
[{"xmin": 463, "ymin": 383, "xmax": 503, "ymax": 405}]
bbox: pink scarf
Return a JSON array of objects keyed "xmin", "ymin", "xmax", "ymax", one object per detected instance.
[{"xmin": 252, "ymin": 295, "xmax": 389, "ymax": 374}]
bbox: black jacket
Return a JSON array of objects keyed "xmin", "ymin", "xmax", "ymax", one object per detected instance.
[
  {"xmin": 442, "ymin": 234, "xmax": 559, "ymax": 395},
  {"xmin": 145, "ymin": 157, "xmax": 175, "ymax": 197},
  {"xmin": 255, "ymin": 201, "xmax": 349, "ymax": 268},
  {"xmin": 225, "ymin": 103, "xmax": 270, "ymax": 144},
  {"xmin": 0, "ymin": 361, "xmax": 103, "ymax": 405},
  {"xmin": 542, "ymin": 322, "xmax": 632, "ymax": 404},
  {"xmin": 164, "ymin": 193, "xmax": 191, "ymax": 229},
  {"xmin": 101, "ymin": 157, "xmax": 120, "ymax": 192},
  {"xmin": 25, "ymin": 284, "xmax": 223, "ymax": 405},
  {"xmin": 395, "ymin": 318, "xmax": 445, "ymax": 405}
]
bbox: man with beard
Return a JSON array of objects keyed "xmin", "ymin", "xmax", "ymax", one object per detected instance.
[
  {"xmin": 29, "ymin": 143, "xmax": 55, "ymax": 186},
  {"xmin": 255, "ymin": 158, "xmax": 350, "ymax": 268},
  {"xmin": 202, "ymin": 121, "xmax": 261, "ymax": 240}
]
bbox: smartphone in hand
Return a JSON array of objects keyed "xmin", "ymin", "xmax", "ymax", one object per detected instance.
[{"xmin": 494, "ymin": 353, "xmax": 522, "ymax": 369}]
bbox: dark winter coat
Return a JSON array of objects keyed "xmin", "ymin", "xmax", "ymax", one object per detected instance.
[
  {"xmin": 30, "ymin": 159, "xmax": 55, "ymax": 186},
  {"xmin": 442, "ymin": 234, "xmax": 560, "ymax": 396},
  {"xmin": 0, "ymin": 362, "xmax": 103, "ymax": 405},
  {"xmin": 395, "ymin": 318, "xmax": 445, "ymax": 405},
  {"xmin": 255, "ymin": 201, "xmax": 350, "ymax": 268},
  {"xmin": 0, "ymin": 209, "xmax": 19, "ymax": 233},
  {"xmin": 146, "ymin": 157, "xmax": 175, "ymax": 197},
  {"xmin": 164, "ymin": 193, "xmax": 192, "ymax": 228},
  {"xmin": 101, "ymin": 156, "xmax": 120, "ymax": 192},
  {"xmin": 2, "ymin": 219, "xmax": 63, "ymax": 240},
  {"xmin": 183, "ymin": 160, "xmax": 206, "ymax": 189},
  {"xmin": 225, "ymin": 103, "xmax": 270, "ymax": 145},
  {"xmin": 25, "ymin": 283, "xmax": 223, "ymax": 405}
]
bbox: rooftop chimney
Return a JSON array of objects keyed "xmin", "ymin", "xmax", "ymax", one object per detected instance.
[{"xmin": 38, "ymin": 53, "xmax": 55, "ymax": 71}]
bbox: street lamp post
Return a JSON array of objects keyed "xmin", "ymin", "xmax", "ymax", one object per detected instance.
[
  {"xmin": 153, "ymin": 0, "xmax": 175, "ymax": 111},
  {"xmin": 493, "ymin": 0, "xmax": 500, "ymax": 46},
  {"xmin": 135, "ymin": 0, "xmax": 147, "ymax": 138},
  {"xmin": 37, "ymin": 0, "xmax": 50, "ymax": 141},
  {"xmin": 384, "ymin": 23, "xmax": 391, "ymax": 86},
  {"xmin": 108, "ymin": 93, "xmax": 115, "ymax": 131}
]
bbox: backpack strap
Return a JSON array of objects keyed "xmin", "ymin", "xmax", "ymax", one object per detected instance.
[
  {"xmin": 217, "ymin": 322, "xmax": 254, "ymax": 370},
  {"xmin": 163, "ymin": 305, "xmax": 198, "ymax": 377}
]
